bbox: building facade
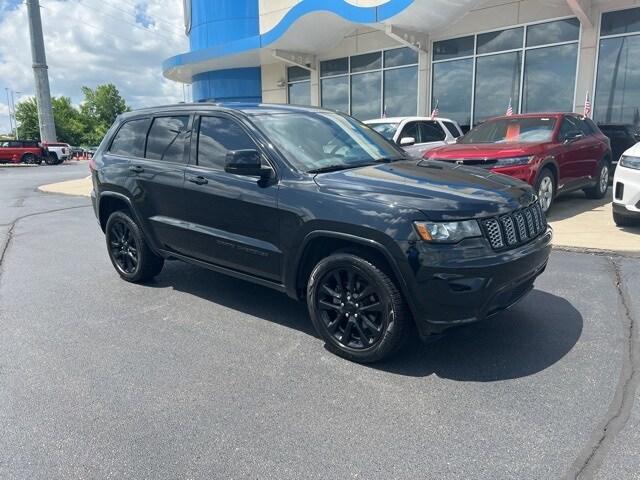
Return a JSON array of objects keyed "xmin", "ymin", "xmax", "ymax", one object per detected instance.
[{"xmin": 163, "ymin": 0, "xmax": 640, "ymax": 130}]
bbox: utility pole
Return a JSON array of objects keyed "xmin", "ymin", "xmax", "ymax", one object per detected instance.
[
  {"xmin": 26, "ymin": 0, "xmax": 56, "ymax": 142},
  {"xmin": 5, "ymin": 88, "xmax": 14, "ymax": 136},
  {"xmin": 14, "ymin": 91, "xmax": 21, "ymax": 139}
]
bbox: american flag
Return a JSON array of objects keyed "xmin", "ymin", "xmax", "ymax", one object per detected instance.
[
  {"xmin": 584, "ymin": 91, "xmax": 592, "ymax": 118},
  {"xmin": 431, "ymin": 99, "xmax": 439, "ymax": 118},
  {"xmin": 506, "ymin": 98, "xmax": 513, "ymax": 116}
]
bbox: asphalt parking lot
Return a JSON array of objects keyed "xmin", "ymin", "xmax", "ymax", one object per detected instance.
[{"xmin": 1, "ymin": 163, "xmax": 639, "ymax": 479}]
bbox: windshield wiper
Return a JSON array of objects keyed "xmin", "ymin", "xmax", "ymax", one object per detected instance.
[{"xmin": 307, "ymin": 162, "xmax": 377, "ymax": 174}]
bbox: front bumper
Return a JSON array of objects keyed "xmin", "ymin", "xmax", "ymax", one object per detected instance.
[
  {"xmin": 613, "ymin": 164, "xmax": 640, "ymax": 216},
  {"xmin": 404, "ymin": 227, "xmax": 552, "ymax": 336}
]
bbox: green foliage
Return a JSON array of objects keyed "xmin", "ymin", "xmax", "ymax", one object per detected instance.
[{"xmin": 13, "ymin": 83, "xmax": 130, "ymax": 145}]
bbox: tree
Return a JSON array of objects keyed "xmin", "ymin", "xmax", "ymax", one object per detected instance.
[
  {"xmin": 80, "ymin": 84, "xmax": 129, "ymax": 144},
  {"xmin": 14, "ymin": 97, "xmax": 40, "ymax": 140},
  {"xmin": 13, "ymin": 83, "xmax": 130, "ymax": 145}
]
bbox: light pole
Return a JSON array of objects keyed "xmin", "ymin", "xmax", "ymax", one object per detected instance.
[
  {"xmin": 5, "ymin": 88, "xmax": 14, "ymax": 137},
  {"xmin": 14, "ymin": 91, "xmax": 21, "ymax": 139}
]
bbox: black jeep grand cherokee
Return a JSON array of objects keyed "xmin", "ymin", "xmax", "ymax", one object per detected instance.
[{"xmin": 91, "ymin": 104, "xmax": 551, "ymax": 363}]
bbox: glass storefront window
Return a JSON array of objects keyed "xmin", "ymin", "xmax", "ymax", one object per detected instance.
[
  {"xmin": 476, "ymin": 27, "xmax": 523, "ymax": 54},
  {"xmin": 351, "ymin": 71, "xmax": 382, "ymax": 120},
  {"xmin": 384, "ymin": 47, "xmax": 419, "ymax": 68},
  {"xmin": 474, "ymin": 51, "xmax": 522, "ymax": 123},
  {"xmin": 287, "ymin": 66, "xmax": 310, "ymax": 105},
  {"xmin": 320, "ymin": 47, "xmax": 418, "ymax": 118},
  {"xmin": 351, "ymin": 52, "xmax": 382, "ymax": 73},
  {"xmin": 523, "ymin": 43, "xmax": 578, "ymax": 113},
  {"xmin": 601, "ymin": 7, "xmax": 640, "ymax": 36},
  {"xmin": 433, "ymin": 36, "xmax": 474, "ymax": 61},
  {"xmin": 526, "ymin": 18, "xmax": 580, "ymax": 47},
  {"xmin": 432, "ymin": 17, "xmax": 580, "ymax": 126},
  {"xmin": 383, "ymin": 66, "xmax": 418, "ymax": 117},
  {"xmin": 431, "ymin": 59, "xmax": 473, "ymax": 127},
  {"xmin": 595, "ymin": 35, "xmax": 640, "ymax": 124}
]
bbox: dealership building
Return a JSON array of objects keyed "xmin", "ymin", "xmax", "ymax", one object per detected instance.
[{"xmin": 163, "ymin": 0, "xmax": 640, "ymax": 130}]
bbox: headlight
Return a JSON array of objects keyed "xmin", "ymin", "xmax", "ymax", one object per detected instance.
[
  {"xmin": 493, "ymin": 156, "xmax": 534, "ymax": 167},
  {"xmin": 414, "ymin": 220, "xmax": 482, "ymax": 243},
  {"xmin": 620, "ymin": 155, "xmax": 640, "ymax": 170}
]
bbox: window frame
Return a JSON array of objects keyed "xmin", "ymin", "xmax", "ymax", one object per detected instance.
[
  {"xmin": 192, "ymin": 113, "xmax": 277, "ymax": 176},
  {"xmin": 430, "ymin": 15, "xmax": 581, "ymax": 127},
  {"xmin": 593, "ymin": 5, "xmax": 640, "ymax": 124},
  {"xmin": 107, "ymin": 116, "xmax": 152, "ymax": 159},
  {"xmin": 319, "ymin": 46, "xmax": 420, "ymax": 119},
  {"xmin": 286, "ymin": 66, "xmax": 311, "ymax": 105},
  {"xmin": 143, "ymin": 114, "xmax": 193, "ymax": 165}
]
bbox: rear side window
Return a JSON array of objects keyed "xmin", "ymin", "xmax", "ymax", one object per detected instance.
[
  {"xmin": 443, "ymin": 121, "xmax": 461, "ymax": 138},
  {"xmin": 145, "ymin": 116, "xmax": 190, "ymax": 163},
  {"xmin": 109, "ymin": 118, "xmax": 150, "ymax": 157},
  {"xmin": 197, "ymin": 116, "xmax": 256, "ymax": 169},
  {"xmin": 558, "ymin": 117, "xmax": 582, "ymax": 140},
  {"xmin": 418, "ymin": 121, "xmax": 446, "ymax": 142}
]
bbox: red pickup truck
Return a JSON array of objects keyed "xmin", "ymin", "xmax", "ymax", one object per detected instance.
[{"xmin": 0, "ymin": 140, "xmax": 47, "ymax": 164}]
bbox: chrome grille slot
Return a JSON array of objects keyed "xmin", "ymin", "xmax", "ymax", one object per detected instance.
[
  {"xmin": 500, "ymin": 216, "xmax": 518, "ymax": 246},
  {"xmin": 482, "ymin": 202, "xmax": 548, "ymax": 251},
  {"xmin": 482, "ymin": 218, "xmax": 504, "ymax": 249}
]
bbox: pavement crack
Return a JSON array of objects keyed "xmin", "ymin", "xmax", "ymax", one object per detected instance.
[
  {"xmin": 0, "ymin": 205, "xmax": 90, "ymax": 271},
  {"xmin": 566, "ymin": 257, "xmax": 639, "ymax": 480}
]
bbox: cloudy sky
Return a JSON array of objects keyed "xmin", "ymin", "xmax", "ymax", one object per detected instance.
[{"xmin": 0, "ymin": 0, "xmax": 188, "ymax": 135}]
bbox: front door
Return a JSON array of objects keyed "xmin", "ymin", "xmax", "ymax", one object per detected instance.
[{"xmin": 181, "ymin": 114, "xmax": 281, "ymax": 282}]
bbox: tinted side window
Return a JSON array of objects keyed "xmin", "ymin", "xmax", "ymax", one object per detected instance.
[
  {"xmin": 109, "ymin": 118, "xmax": 150, "ymax": 157},
  {"xmin": 558, "ymin": 117, "xmax": 582, "ymax": 141},
  {"xmin": 419, "ymin": 121, "xmax": 446, "ymax": 142},
  {"xmin": 575, "ymin": 117, "xmax": 594, "ymax": 136},
  {"xmin": 197, "ymin": 116, "xmax": 256, "ymax": 169},
  {"xmin": 400, "ymin": 122, "xmax": 419, "ymax": 142},
  {"xmin": 443, "ymin": 121, "xmax": 461, "ymax": 137},
  {"xmin": 145, "ymin": 116, "xmax": 190, "ymax": 163}
]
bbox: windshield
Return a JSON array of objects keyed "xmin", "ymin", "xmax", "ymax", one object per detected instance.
[
  {"xmin": 252, "ymin": 112, "xmax": 405, "ymax": 173},
  {"xmin": 459, "ymin": 117, "xmax": 557, "ymax": 144},
  {"xmin": 368, "ymin": 122, "xmax": 399, "ymax": 141}
]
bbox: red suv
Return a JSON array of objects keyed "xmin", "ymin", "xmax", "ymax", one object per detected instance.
[
  {"xmin": 0, "ymin": 140, "xmax": 46, "ymax": 165},
  {"xmin": 424, "ymin": 113, "xmax": 612, "ymax": 212}
]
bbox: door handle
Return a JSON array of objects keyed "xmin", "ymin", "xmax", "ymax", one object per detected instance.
[
  {"xmin": 129, "ymin": 165, "xmax": 144, "ymax": 173},
  {"xmin": 187, "ymin": 175, "xmax": 208, "ymax": 185}
]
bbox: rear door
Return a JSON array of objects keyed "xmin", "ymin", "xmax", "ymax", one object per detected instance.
[
  {"xmin": 181, "ymin": 114, "xmax": 281, "ymax": 281},
  {"xmin": 556, "ymin": 116, "xmax": 593, "ymax": 189}
]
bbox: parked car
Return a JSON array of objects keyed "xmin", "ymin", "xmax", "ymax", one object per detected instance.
[
  {"xmin": 91, "ymin": 104, "xmax": 551, "ymax": 363},
  {"xmin": 424, "ymin": 113, "xmax": 612, "ymax": 212},
  {"xmin": 612, "ymin": 142, "xmax": 640, "ymax": 226},
  {"xmin": 0, "ymin": 139, "xmax": 46, "ymax": 164},
  {"xmin": 42, "ymin": 141, "xmax": 70, "ymax": 165},
  {"xmin": 365, "ymin": 116, "xmax": 463, "ymax": 158},
  {"xmin": 598, "ymin": 123, "xmax": 640, "ymax": 169}
]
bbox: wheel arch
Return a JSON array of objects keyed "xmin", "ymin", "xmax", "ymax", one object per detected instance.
[
  {"xmin": 289, "ymin": 231, "xmax": 417, "ymax": 319},
  {"xmin": 97, "ymin": 192, "xmax": 134, "ymax": 232}
]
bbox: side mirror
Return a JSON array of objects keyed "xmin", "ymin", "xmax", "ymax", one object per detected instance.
[
  {"xmin": 563, "ymin": 131, "xmax": 583, "ymax": 143},
  {"xmin": 399, "ymin": 136, "xmax": 416, "ymax": 146},
  {"xmin": 225, "ymin": 149, "xmax": 272, "ymax": 178}
]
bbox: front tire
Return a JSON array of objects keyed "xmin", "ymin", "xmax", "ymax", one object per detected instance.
[
  {"xmin": 536, "ymin": 168, "xmax": 555, "ymax": 213},
  {"xmin": 105, "ymin": 210, "xmax": 164, "ymax": 282},
  {"xmin": 613, "ymin": 211, "xmax": 638, "ymax": 227},
  {"xmin": 306, "ymin": 253, "xmax": 410, "ymax": 363},
  {"xmin": 21, "ymin": 153, "xmax": 35, "ymax": 164},
  {"xmin": 584, "ymin": 160, "xmax": 610, "ymax": 199}
]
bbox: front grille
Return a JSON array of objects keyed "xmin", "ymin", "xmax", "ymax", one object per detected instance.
[{"xmin": 481, "ymin": 202, "xmax": 547, "ymax": 251}]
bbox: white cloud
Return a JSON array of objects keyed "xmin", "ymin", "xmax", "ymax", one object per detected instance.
[{"xmin": 0, "ymin": 0, "xmax": 188, "ymax": 135}]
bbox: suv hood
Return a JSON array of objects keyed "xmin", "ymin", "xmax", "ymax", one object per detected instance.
[
  {"xmin": 426, "ymin": 142, "xmax": 549, "ymax": 160},
  {"xmin": 313, "ymin": 160, "xmax": 536, "ymax": 221}
]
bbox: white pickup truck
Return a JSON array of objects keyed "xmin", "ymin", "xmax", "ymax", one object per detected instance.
[{"xmin": 43, "ymin": 142, "xmax": 71, "ymax": 165}]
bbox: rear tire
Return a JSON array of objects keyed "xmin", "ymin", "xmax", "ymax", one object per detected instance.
[
  {"xmin": 584, "ymin": 159, "xmax": 610, "ymax": 199},
  {"xmin": 105, "ymin": 210, "xmax": 164, "ymax": 282},
  {"xmin": 45, "ymin": 152, "xmax": 58, "ymax": 165},
  {"xmin": 535, "ymin": 167, "xmax": 555, "ymax": 213},
  {"xmin": 21, "ymin": 153, "xmax": 35, "ymax": 164},
  {"xmin": 306, "ymin": 253, "xmax": 410, "ymax": 363}
]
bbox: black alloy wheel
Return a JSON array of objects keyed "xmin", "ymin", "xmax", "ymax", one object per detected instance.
[
  {"xmin": 109, "ymin": 219, "xmax": 139, "ymax": 275},
  {"xmin": 307, "ymin": 253, "xmax": 410, "ymax": 363},
  {"xmin": 316, "ymin": 267, "xmax": 387, "ymax": 349},
  {"xmin": 22, "ymin": 153, "xmax": 35, "ymax": 164},
  {"xmin": 105, "ymin": 210, "xmax": 164, "ymax": 282}
]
